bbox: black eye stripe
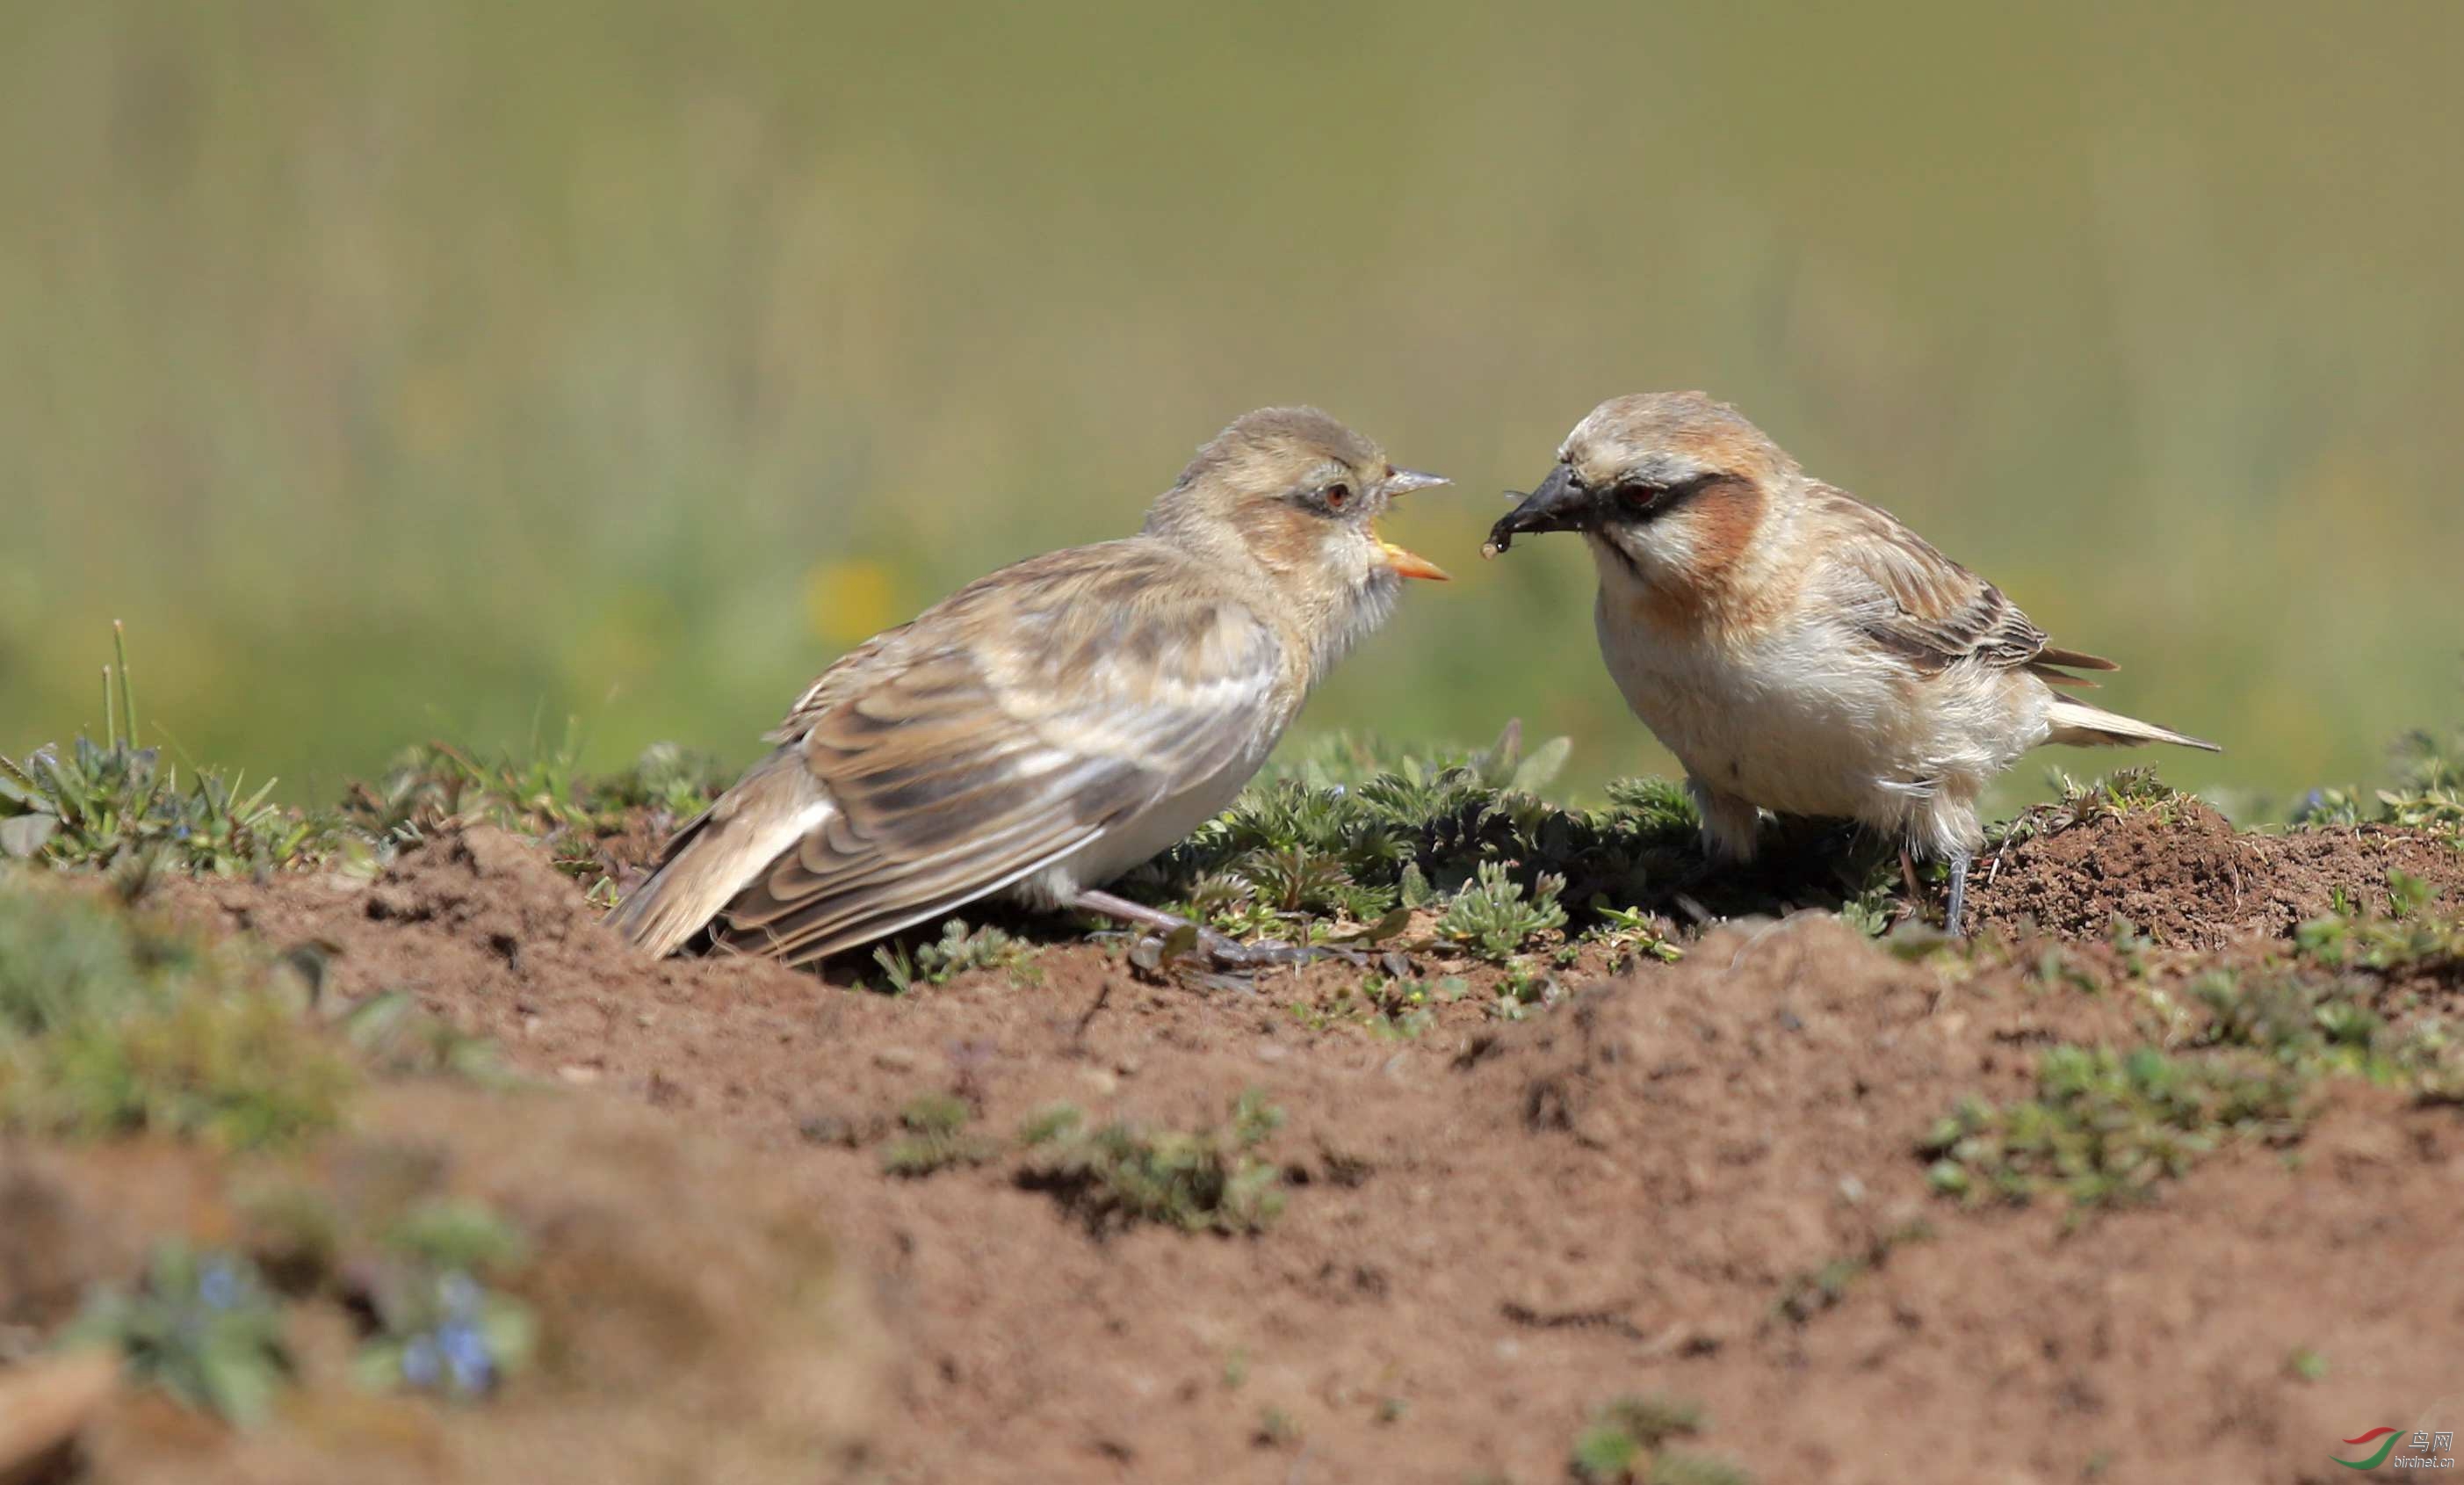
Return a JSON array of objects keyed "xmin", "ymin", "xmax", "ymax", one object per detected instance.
[{"xmin": 1614, "ymin": 472, "xmax": 1716, "ymax": 506}]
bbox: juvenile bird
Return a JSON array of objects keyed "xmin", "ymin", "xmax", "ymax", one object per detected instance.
[
  {"xmin": 1485, "ymin": 391, "xmax": 2215, "ymax": 931},
  {"xmin": 611, "ymin": 408, "xmax": 1449, "ymax": 968}
]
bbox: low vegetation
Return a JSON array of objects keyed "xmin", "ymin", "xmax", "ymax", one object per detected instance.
[
  {"xmin": 0, "ymin": 879, "xmax": 354, "ymax": 1148},
  {"xmin": 1571, "ymin": 1394, "xmax": 1752, "ymax": 1485},
  {"xmin": 1017, "ymin": 1090, "xmax": 1289, "ymax": 1235}
]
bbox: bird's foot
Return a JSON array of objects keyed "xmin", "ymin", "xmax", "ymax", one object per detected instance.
[
  {"xmin": 1203, "ymin": 933, "xmax": 1366, "ymax": 970},
  {"xmin": 1120, "ymin": 924, "xmax": 1361, "ymax": 977},
  {"xmin": 1943, "ymin": 851, "xmax": 1971, "ymax": 938}
]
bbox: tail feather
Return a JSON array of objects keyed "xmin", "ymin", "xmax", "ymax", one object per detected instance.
[
  {"xmin": 2045, "ymin": 699, "xmax": 2220, "ymax": 753},
  {"xmin": 2035, "ymin": 646, "xmax": 2120, "ymax": 673},
  {"xmin": 604, "ymin": 750, "xmax": 830, "ymax": 959}
]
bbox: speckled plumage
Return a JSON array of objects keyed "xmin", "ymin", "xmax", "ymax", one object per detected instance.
[{"xmin": 611, "ymin": 407, "xmax": 1446, "ymax": 967}]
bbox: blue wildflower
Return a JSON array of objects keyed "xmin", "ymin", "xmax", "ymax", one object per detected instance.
[
  {"xmin": 437, "ymin": 1319, "xmax": 495, "ymax": 1395},
  {"xmin": 401, "ymin": 1335, "xmax": 443, "ymax": 1389},
  {"xmin": 197, "ymin": 1259, "xmax": 241, "ymax": 1311}
]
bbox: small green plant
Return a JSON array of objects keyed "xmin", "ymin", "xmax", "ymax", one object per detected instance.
[
  {"xmin": 0, "ymin": 627, "xmax": 341, "ymax": 874},
  {"xmin": 1437, "ymin": 861, "xmax": 1568, "ymax": 962},
  {"xmin": 336, "ymin": 988, "xmax": 509, "ymax": 1083},
  {"xmin": 1018, "ymin": 1090, "xmax": 1287, "ymax": 1234},
  {"xmin": 1920, "ymin": 1044, "xmax": 2308, "ymax": 1207},
  {"xmin": 2293, "ymin": 712, "xmax": 2464, "ymax": 840},
  {"xmin": 1572, "ymin": 1394, "xmax": 1746, "ymax": 1484},
  {"xmin": 1772, "ymin": 1221, "xmax": 1933, "ymax": 1324},
  {"xmin": 2293, "ymin": 872, "xmax": 2462, "ymax": 971},
  {"xmin": 355, "ymin": 1200, "xmax": 537, "ymax": 1399},
  {"xmin": 872, "ymin": 919, "xmax": 1042, "ymax": 993},
  {"xmin": 1581, "ymin": 898, "xmax": 1684, "ymax": 967},
  {"xmin": 0, "ymin": 882, "xmax": 354, "ymax": 1148},
  {"xmin": 1288, "ymin": 974, "xmax": 1438, "ymax": 1039},
  {"xmin": 1255, "ymin": 1406, "xmax": 1304, "ymax": 1448},
  {"xmin": 1489, "ymin": 957, "xmax": 1562, "ymax": 1020},
  {"xmin": 880, "ymin": 1091, "xmax": 1001, "ymax": 1175},
  {"xmin": 62, "ymin": 1245, "xmax": 292, "ymax": 1425},
  {"xmin": 1991, "ymin": 766, "xmax": 2186, "ymax": 851},
  {"xmin": 2190, "ymin": 970, "xmax": 2389, "ymax": 1076},
  {"xmin": 348, "ymin": 735, "xmax": 727, "ymax": 885}
]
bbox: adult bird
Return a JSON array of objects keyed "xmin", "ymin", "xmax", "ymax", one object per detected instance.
[{"xmin": 1486, "ymin": 391, "xmax": 2215, "ymax": 931}]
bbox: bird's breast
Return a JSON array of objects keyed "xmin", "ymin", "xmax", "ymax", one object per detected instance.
[{"xmin": 1591, "ymin": 593, "xmax": 1942, "ymax": 818}]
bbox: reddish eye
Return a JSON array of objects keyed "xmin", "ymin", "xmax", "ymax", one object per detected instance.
[{"xmin": 1323, "ymin": 483, "xmax": 1353, "ymax": 511}]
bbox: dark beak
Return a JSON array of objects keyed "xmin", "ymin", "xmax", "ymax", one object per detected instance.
[{"xmin": 1484, "ymin": 464, "xmax": 1592, "ymax": 555}]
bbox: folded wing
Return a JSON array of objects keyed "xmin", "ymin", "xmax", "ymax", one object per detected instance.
[
  {"xmin": 1810, "ymin": 486, "xmax": 2111, "ymax": 684},
  {"xmin": 708, "ymin": 541, "xmax": 1283, "ymax": 965}
]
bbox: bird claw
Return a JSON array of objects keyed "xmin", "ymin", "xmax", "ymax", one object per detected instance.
[
  {"xmin": 1128, "ymin": 927, "xmax": 1363, "ymax": 974},
  {"xmin": 1202, "ymin": 933, "xmax": 1367, "ymax": 969}
]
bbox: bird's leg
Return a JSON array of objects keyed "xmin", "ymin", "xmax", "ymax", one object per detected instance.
[
  {"xmin": 1944, "ymin": 851, "xmax": 1971, "ymax": 937},
  {"xmin": 1066, "ymin": 888, "xmax": 1352, "ymax": 970}
]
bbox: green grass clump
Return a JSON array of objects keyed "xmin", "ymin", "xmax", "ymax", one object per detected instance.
[
  {"xmin": 2294, "ymin": 716, "xmax": 2464, "ymax": 840},
  {"xmin": 872, "ymin": 919, "xmax": 1041, "ymax": 994},
  {"xmin": 2293, "ymin": 872, "xmax": 2464, "ymax": 971},
  {"xmin": 0, "ymin": 880, "xmax": 353, "ymax": 1148},
  {"xmin": 348, "ymin": 735, "xmax": 727, "ymax": 886},
  {"xmin": 1, "ymin": 628, "xmax": 342, "ymax": 875},
  {"xmin": 1989, "ymin": 766, "xmax": 2188, "ymax": 851},
  {"xmin": 1572, "ymin": 1394, "xmax": 1750, "ymax": 1485},
  {"xmin": 1134, "ymin": 723, "xmax": 1697, "ymax": 956},
  {"xmin": 1920, "ymin": 1044, "xmax": 2307, "ymax": 1208},
  {"xmin": 879, "ymin": 1091, "xmax": 1001, "ymax": 1176},
  {"xmin": 1017, "ymin": 1090, "xmax": 1286, "ymax": 1234},
  {"xmin": 2189, "ymin": 969, "xmax": 2394, "ymax": 1076}
]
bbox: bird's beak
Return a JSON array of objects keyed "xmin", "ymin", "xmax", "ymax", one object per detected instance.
[
  {"xmin": 1374, "ymin": 467, "xmax": 1450, "ymax": 581},
  {"xmin": 1484, "ymin": 464, "xmax": 1590, "ymax": 556}
]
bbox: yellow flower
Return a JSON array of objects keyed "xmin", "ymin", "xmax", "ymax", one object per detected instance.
[{"xmin": 804, "ymin": 560, "xmax": 900, "ymax": 646}]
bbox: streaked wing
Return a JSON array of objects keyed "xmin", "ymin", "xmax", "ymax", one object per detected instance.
[
  {"xmin": 1810, "ymin": 485, "xmax": 2056, "ymax": 675},
  {"xmin": 714, "ymin": 540, "xmax": 1283, "ymax": 964}
]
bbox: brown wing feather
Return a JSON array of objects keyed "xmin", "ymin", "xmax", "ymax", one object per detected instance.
[
  {"xmin": 1810, "ymin": 488, "xmax": 2052, "ymax": 674},
  {"xmin": 709, "ymin": 540, "xmax": 1284, "ymax": 966}
]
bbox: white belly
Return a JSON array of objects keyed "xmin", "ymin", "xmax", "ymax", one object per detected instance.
[{"xmin": 1593, "ymin": 592, "xmax": 2046, "ymax": 824}]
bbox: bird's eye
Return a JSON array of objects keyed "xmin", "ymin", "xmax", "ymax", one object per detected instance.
[{"xmin": 1322, "ymin": 483, "xmax": 1353, "ymax": 511}]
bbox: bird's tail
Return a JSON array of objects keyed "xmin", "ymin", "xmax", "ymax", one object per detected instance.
[
  {"xmin": 604, "ymin": 749, "xmax": 829, "ymax": 959},
  {"xmin": 2045, "ymin": 699, "xmax": 2220, "ymax": 753}
]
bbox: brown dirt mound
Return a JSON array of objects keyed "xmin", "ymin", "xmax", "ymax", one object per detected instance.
[
  {"xmin": 120, "ymin": 819, "xmax": 2464, "ymax": 1482},
  {"xmin": 1976, "ymin": 800, "xmax": 2464, "ymax": 948},
  {"xmin": 2, "ymin": 1083, "xmax": 883, "ymax": 1485}
]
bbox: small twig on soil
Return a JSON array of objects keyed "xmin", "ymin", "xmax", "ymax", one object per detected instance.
[
  {"xmin": 1499, "ymin": 1300, "xmax": 1651, "ymax": 1343},
  {"xmin": 1072, "ymin": 981, "xmax": 1112, "ymax": 1045}
]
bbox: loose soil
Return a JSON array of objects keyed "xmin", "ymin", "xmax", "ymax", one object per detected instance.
[{"xmin": 42, "ymin": 803, "xmax": 2464, "ymax": 1482}]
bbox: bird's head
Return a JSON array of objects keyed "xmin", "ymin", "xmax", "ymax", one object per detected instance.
[
  {"xmin": 1486, "ymin": 391, "xmax": 1793, "ymax": 584},
  {"xmin": 1146, "ymin": 407, "xmax": 1449, "ymax": 668}
]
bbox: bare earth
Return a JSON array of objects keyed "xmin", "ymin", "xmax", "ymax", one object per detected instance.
[{"xmin": 47, "ymin": 804, "xmax": 2464, "ymax": 1484}]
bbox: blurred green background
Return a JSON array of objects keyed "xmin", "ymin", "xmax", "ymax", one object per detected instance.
[{"xmin": 5, "ymin": 1, "xmax": 2459, "ymax": 813}]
